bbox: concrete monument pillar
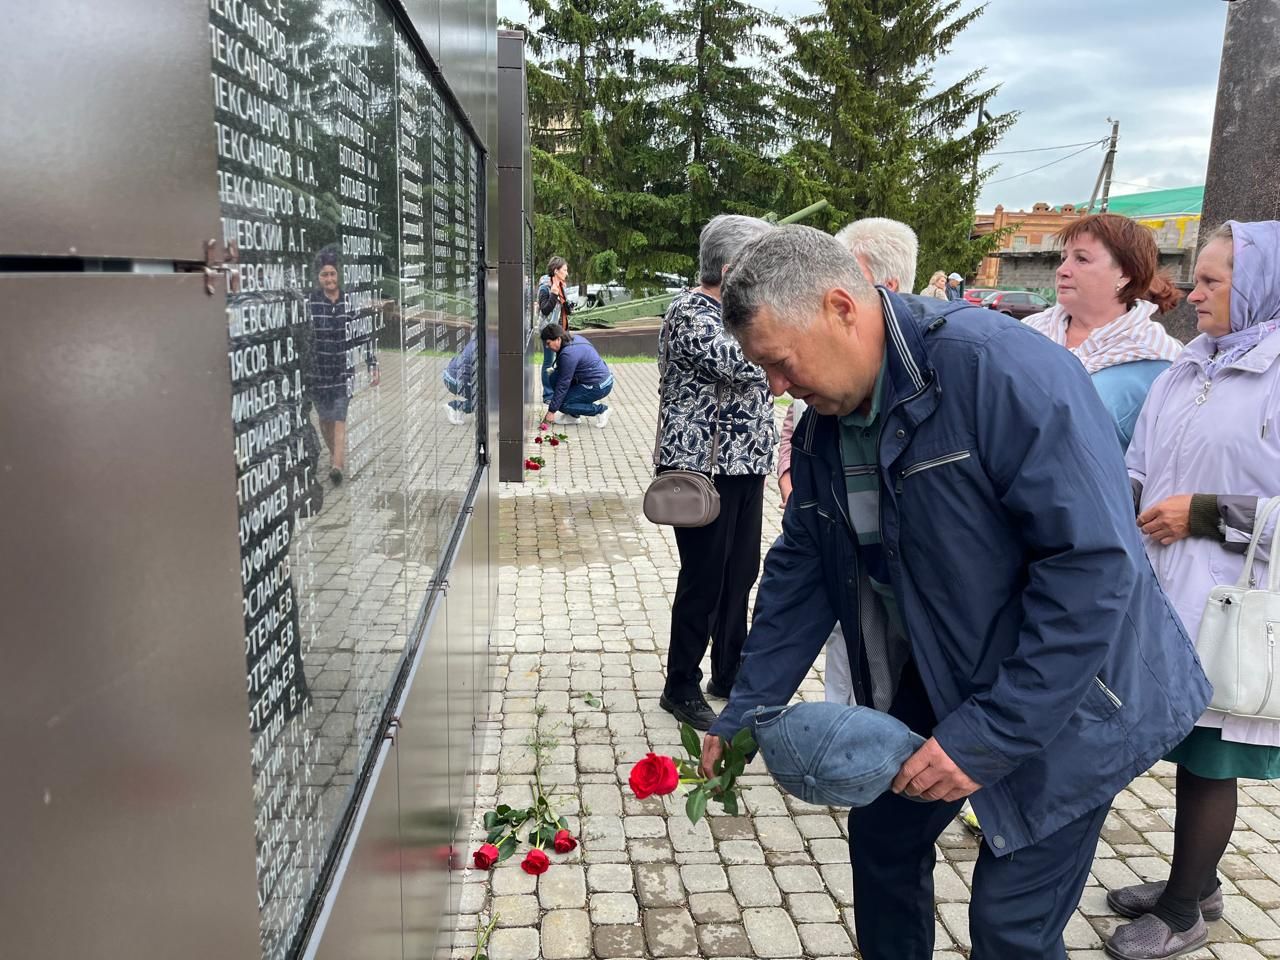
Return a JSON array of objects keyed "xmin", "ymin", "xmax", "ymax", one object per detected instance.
[{"xmin": 1164, "ymin": 0, "xmax": 1280, "ymax": 341}]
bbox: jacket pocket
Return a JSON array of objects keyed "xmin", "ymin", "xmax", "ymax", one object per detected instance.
[
  {"xmin": 1078, "ymin": 675, "xmax": 1123, "ymax": 722},
  {"xmin": 895, "ymin": 450, "xmax": 971, "ymax": 492}
]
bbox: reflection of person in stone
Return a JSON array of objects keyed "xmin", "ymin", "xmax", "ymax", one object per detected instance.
[
  {"xmin": 308, "ymin": 250, "xmax": 353, "ymax": 484},
  {"xmin": 442, "ymin": 335, "xmax": 477, "ymax": 424}
]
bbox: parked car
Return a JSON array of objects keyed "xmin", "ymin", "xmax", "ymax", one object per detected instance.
[
  {"xmin": 962, "ymin": 287, "xmax": 997, "ymax": 305},
  {"xmin": 981, "ymin": 290, "xmax": 1052, "ymax": 320}
]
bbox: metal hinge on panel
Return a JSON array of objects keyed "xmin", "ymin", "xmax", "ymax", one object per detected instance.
[
  {"xmin": 204, "ymin": 238, "xmax": 240, "ymax": 295},
  {"xmin": 384, "ymin": 715, "xmax": 402, "ymax": 744}
]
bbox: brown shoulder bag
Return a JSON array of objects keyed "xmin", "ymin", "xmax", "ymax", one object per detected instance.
[{"xmin": 643, "ymin": 319, "xmax": 722, "ymax": 528}]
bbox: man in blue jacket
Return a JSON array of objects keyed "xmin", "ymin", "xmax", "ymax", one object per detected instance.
[
  {"xmin": 540, "ymin": 323, "xmax": 614, "ymax": 428},
  {"xmin": 701, "ymin": 226, "xmax": 1209, "ymax": 959}
]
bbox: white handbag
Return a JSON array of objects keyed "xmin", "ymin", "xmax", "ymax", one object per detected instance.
[{"xmin": 1195, "ymin": 497, "xmax": 1280, "ymax": 719}]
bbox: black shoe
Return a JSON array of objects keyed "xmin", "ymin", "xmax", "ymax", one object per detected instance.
[
  {"xmin": 660, "ymin": 694, "xmax": 718, "ymax": 731},
  {"xmin": 329, "ymin": 467, "xmax": 343, "ymax": 485},
  {"xmin": 705, "ymin": 680, "xmax": 733, "ymax": 700}
]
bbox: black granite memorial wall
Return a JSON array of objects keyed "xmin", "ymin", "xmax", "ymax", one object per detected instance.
[{"xmin": 209, "ymin": 1, "xmax": 483, "ymax": 955}]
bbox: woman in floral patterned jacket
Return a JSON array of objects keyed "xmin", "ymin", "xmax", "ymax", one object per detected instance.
[{"xmin": 654, "ymin": 214, "xmax": 778, "ymax": 731}]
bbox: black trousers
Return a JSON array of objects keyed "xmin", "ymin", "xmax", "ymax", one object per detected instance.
[
  {"xmin": 664, "ymin": 472, "xmax": 765, "ymax": 700},
  {"xmin": 847, "ymin": 663, "xmax": 1111, "ymax": 959}
]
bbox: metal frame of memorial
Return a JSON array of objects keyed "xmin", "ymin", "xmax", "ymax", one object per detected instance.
[{"xmin": 0, "ymin": 1, "xmax": 512, "ymax": 959}]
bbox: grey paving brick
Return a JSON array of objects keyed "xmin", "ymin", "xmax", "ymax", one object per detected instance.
[
  {"xmin": 680, "ymin": 863, "xmax": 728, "ymax": 893},
  {"xmin": 636, "ymin": 863, "xmax": 685, "ymax": 907},
  {"xmin": 689, "ymin": 892, "xmax": 741, "ymax": 923},
  {"xmin": 540, "ymin": 910, "xmax": 591, "ymax": 959},
  {"xmin": 590, "ymin": 892, "xmax": 639, "ymax": 925},
  {"xmin": 697, "ymin": 922, "xmax": 752, "ymax": 957},
  {"xmin": 643, "ymin": 907, "xmax": 698, "ymax": 957},
  {"xmin": 742, "ymin": 907, "xmax": 802, "ymax": 958}
]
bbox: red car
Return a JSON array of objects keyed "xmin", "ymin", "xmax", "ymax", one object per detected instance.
[
  {"xmin": 962, "ymin": 287, "xmax": 997, "ymax": 305},
  {"xmin": 981, "ymin": 290, "xmax": 1052, "ymax": 320}
]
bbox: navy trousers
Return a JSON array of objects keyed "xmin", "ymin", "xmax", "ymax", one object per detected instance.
[{"xmin": 847, "ymin": 663, "xmax": 1111, "ymax": 959}]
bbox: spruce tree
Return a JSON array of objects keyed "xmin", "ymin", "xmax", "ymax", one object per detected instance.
[
  {"xmin": 523, "ymin": 0, "xmax": 676, "ymax": 293},
  {"xmin": 646, "ymin": 0, "xmax": 784, "ymax": 275},
  {"xmin": 778, "ymin": 0, "xmax": 1015, "ymax": 290}
]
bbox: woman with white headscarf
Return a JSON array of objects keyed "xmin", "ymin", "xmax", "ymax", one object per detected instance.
[{"xmin": 1106, "ymin": 220, "xmax": 1280, "ymax": 959}]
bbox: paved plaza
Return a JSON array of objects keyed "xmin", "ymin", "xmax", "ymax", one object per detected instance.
[{"xmin": 448, "ymin": 361, "xmax": 1280, "ymax": 959}]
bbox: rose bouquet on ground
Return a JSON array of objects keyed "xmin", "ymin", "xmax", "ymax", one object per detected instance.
[
  {"xmin": 629, "ymin": 723, "xmax": 756, "ymax": 823},
  {"xmin": 526, "ymin": 429, "xmax": 567, "ymax": 472},
  {"xmin": 473, "ymin": 787, "xmax": 575, "ymax": 874},
  {"xmin": 471, "ymin": 713, "xmax": 580, "ymax": 874}
]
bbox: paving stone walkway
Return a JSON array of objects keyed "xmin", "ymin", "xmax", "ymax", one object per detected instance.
[{"xmin": 448, "ymin": 361, "xmax": 1280, "ymax": 959}]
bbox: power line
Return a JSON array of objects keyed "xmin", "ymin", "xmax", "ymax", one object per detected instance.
[
  {"xmin": 985, "ymin": 141, "xmax": 1106, "ymax": 185},
  {"xmin": 986, "ymin": 139, "xmax": 1106, "ymax": 156}
]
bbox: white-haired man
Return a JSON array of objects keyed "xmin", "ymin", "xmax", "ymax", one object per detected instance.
[
  {"xmin": 701, "ymin": 225, "xmax": 1209, "ymax": 958},
  {"xmin": 777, "ymin": 217, "xmax": 917, "ymax": 708}
]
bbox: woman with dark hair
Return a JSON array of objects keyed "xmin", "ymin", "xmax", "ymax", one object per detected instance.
[
  {"xmin": 1023, "ymin": 213, "xmax": 1184, "ymax": 449},
  {"xmin": 538, "ymin": 256, "xmax": 571, "ymax": 322},
  {"xmin": 537, "ymin": 257, "xmax": 573, "ymax": 413},
  {"xmin": 1104, "ymin": 221, "xmax": 1280, "ymax": 958},
  {"xmin": 539, "ymin": 322, "xmax": 613, "ymax": 426}
]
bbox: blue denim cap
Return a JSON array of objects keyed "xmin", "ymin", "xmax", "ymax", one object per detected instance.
[{"xmin": 747, "ymin": 701, "xmax": 926, "ymax": 807}]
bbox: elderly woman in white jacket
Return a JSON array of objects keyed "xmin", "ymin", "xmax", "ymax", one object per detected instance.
[{"xmin": 1106, "ymin": 220, "xmax": 1280, "ymax": 959}]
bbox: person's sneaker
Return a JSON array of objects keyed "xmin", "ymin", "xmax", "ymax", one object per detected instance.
[
  {"xmin": 1107, "ymin": 882, "xmax": 1224, "ymax": 922},
  {"xmin": 659, "ymin": 694, "xmax": 718, "ymax": 731},
  {"xmin": 559, "ymin": 414, "xmax": 581, "ymax": 426},
  {"xmin": 593, "ymin": 406, "xmax": 612, "ymax": 429},
  {"xmin": 443, "ymin": 403, "xmax": 465, "ymax": 425},
  {"xmin": 705, "ymin": 679, "xmax": 733, "ymax": 700},
  {"xmin": 1105, "ymin": 913, "xmax": 1208, "ymax": 960}
]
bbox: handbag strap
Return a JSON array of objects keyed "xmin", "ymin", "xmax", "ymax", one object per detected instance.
[
  {"xmin": 1236, "ymin": 496, "xmax": 1280, "ymax": 589},
  {"xmin": 653, "ymin": 306, "xmax": 724, "ymax": 474},
  {"xmin": 1263, "ymin": 497, "xmax": 1280, "ymax": 593}
]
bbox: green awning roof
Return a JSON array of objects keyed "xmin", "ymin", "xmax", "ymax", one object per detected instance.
[{"xmin": 1070, "ymin": 185, "xmax": 1203, "ymax": 218}]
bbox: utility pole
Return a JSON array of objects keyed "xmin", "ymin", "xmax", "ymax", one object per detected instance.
[
  {"xmin": 1086, "ymin": 119, "xmax": 1120, "ymax": 213},
  {"xmin": 1163, "ymin": 0, "xmax": 1280, "ymax": 341},
  {"xmin": 969, "ymin": 94, "xmax": 991, "ymax": 190},
  {"xmin": 1099, "ymin": 118, "xmax": 1120, "ymax": 211}
]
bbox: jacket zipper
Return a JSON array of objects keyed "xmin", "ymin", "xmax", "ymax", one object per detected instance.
[
  {"xmin": 1159, "ymin": 367, "xmax": 1208, "ymax": 582},
  {"xmin": 1262, "ymin": 623, "xmax": 1278, "ymax": 714},
  {"xmin": 895, "ymin": 450, "xmax": 971, "ymax": 492},
  {"xmin": 1094, "ymin": 676, "xmax": 1123, "ymax": 709}
]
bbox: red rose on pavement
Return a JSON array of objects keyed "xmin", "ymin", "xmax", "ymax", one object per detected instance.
[
  {"xmin": 524, "ymin": 459, "xmax": 541, "ymax": 471},
  {"xmin": 472, "ymin": 843, "xmax": 500, "ymax": 870},
  {"xmin": 549, "ymin": 437, "xmax": 560, "ymax": 446},
  {"xmin": 629, "ymin": 753, "xmax": 680, "ymax": 799},
  {"xmin": 553, "ymin": 829, "xmax": 577, "ymax": 854},
  {"xmin": 539, "ymin": 422, "xmax": 549, "ymax": 431},
  {"xmin": 521, "ymin": 848, "xmax": 551, "ymax": 875}
]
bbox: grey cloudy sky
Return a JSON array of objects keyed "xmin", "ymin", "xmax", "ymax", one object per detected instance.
[{"xmin": 501, "ymin": 0, "xmax": 1229, "ymax": 213}]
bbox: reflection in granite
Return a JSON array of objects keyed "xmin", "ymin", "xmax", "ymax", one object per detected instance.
[{"xmin": 211, "ymin": 0, "xmax": 483, "ymax": 955}]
